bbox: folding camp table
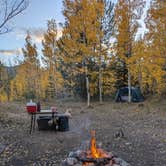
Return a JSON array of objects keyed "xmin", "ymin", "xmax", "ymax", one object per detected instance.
[{"xmin": 29, "ymin": 110, "xmax": 69, "ymax": 134}]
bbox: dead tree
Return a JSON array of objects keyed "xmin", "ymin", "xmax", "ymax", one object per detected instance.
[{"xmin": 0, "ymin": 0, "xmax": 29, "ymax": 34}]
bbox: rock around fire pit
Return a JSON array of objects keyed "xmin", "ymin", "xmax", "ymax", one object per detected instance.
[
  {"xmin": 62, "ymin": 150, "xmax": 130, "ymax": 166},
  {"xmin": 62, "ymin": 131, "xmax": 130, "ymax": 166}
]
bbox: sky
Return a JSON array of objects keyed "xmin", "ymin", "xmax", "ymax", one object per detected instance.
[
  {"xmin": 0, "ymin": 0, "xmax": 64, "ymax": 66},
  {"xmin": 0, "ymin": 0, "xmax": 150, "ymax": 66}
]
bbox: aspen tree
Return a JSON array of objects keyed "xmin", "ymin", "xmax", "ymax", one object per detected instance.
[{"xmin": 114, "ymin": 0, "xmax": 145, "ymax": 102}]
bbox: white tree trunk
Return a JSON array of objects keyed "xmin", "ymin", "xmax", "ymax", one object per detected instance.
[
  {"xmin": 86, "ymin": 76, "xmax": 90, "ymax": 107},
  {"xmin": 99, "ymin": 66, "xmax": 102, "ymax": 104},
  {"xmin": 99, "ymin": 39, "xmax": 103, "ymax": 104},
  {"xmin": 53, "ymin": 40, "xmax": 57, "ymax": 99},
  {"xmin": 85, "ymin": 66, "xmax": 90, "ymax": 107},
  {"xmin": 128, "ymin": 69, "xmax": 131, "ymax": 102},
  {"xmin": 138, "ymin": 62, "xmax": 142, "ymax": 92}
]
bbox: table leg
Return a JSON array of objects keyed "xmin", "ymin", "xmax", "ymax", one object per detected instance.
[
  {"xmin": 30, "ymin": 114, "xmax": 33, "ymax": 134},
  {"xmin": 33, "ymin": 113, "xmax": 36, "ymax": 131}
]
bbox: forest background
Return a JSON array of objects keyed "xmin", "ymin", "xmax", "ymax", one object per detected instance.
[{"xmin": 0, "ymin": 0, "xmax": 165, "ymax": 105}]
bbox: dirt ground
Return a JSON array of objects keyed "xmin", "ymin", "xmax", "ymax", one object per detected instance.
[{"xmin": 0, "ymin": 98, "xmax": 165, "ymax": 166}]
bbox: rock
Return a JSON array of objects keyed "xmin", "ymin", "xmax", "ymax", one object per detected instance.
[
  {"xmin": 113, "ymin": 157, "xmax": 131, "ymax": 166},
  {"xmin": 62, "ymin": 156, "xmax": 131, "ymax": 166},
  {"xmin": 69, "ymin": 150, "xmax": 81, "ymax": 158},
  {"xmin": 125, "ymin": 142, "xmax": 132, "ymax": 146},
  {"xmin": 0, "ymin": 143, "xmax": 6, "ymax": 154},
  {"xmin": 108, "ymin": 151, "xmax": 114, "ymax": 157},
  {"xmin": 114, "ymin": 129, "xmax": 124, "ymax": 139},
  {"xmin": 68, "ymin": 151, "xmax": 75, "ymax": 158},
  {"xmin": 66, "ymin": 157, "xmax": 78, "ymax": 165},
  {"xmin": 62, "ymin": 159, "xmax": 74, "ymax": 166},
  {"xmin": 63, "ymin": 150, "xmax": 131, "ymax": 166},
  {"xmin": 61, "ymin": 160, "xmax": 68, "ymax": 166},
  {"xmin": 74, "ymin": 163, "xmax": 82, "ymax": 166}
]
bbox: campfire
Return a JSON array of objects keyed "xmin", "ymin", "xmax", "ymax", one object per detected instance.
[
  {"xmin": 79, "ymin": 130, "xmax": 114, "ymax": 166},
  {"xmin": 62, "ymin": 131, "xmax": 130, "ymax": 166}
]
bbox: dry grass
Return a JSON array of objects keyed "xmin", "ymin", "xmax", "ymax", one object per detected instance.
[{"xmin": 0, "ymin": 98, "xmax": 165, "ymax": 165}]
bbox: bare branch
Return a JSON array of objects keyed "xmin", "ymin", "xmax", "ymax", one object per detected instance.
[
  {"xmin": 0, "ymin": 26, "xmax": 11, "ymax": 35},
  {"xmin": 4, "ymin": 0, "xmax": 8, "ymax": 20},
  {"xmin": 0, "ymin": 0, "xmax": 29, "ymax": 35}
]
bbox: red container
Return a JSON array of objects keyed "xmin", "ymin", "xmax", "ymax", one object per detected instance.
[
  {"xmin": 26, "ymin": 101, "xmax": 37, "ymax": 113},
  {"xmin": 26, "ymin": 105, "xmax": 37, "ymax": 113}
]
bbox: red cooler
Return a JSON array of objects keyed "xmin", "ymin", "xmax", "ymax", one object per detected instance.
[{"xmin": 26, "ymin": 101, "xmax": 37, "ymax": 113}]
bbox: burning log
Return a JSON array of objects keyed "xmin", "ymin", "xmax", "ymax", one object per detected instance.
[{"xmin": 76, "ymin": 156, "xmax": 115, "ymax": 165}]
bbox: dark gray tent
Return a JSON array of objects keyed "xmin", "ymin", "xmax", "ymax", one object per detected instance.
[{"xmin": 115, "ymin": 87, "xmax": 144, "ymax": 102}]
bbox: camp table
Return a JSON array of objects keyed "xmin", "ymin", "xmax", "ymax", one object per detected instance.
[{"xmin": 29, "ymin": 110, "xmax": 69, "ymax": 134}]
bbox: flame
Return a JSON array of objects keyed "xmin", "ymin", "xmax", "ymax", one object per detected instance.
[
  {"xmin": 90, "ymin": 130, "xmax": 100, "ymax": 158},
  {"xmin": 82, "ymin": 131, "xmax": 113, "ymax": 166},
  {"xmin": 90, "ymin": 130, "xmax": 108, "ymax": 158}
]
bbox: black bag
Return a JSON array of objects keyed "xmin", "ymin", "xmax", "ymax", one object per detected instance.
[
  {"xmin": 58, "ymin": 116, "xmax": 69, "ymax": 131},
  {"xmin": 37, "ymin": 116, "xmax": 56, "ymax": 130}
]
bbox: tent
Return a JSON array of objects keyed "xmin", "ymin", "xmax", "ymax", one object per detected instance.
[{"xmin": 115, "ymin": 87, "xmax": 144, "ymax": 102}]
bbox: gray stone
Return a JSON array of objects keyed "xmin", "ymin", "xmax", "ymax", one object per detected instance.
[
  {"xmin": 0, "ymin": 143, "xmax": 6, "ymax": 154},
  {"xmin": 62, "ymin": 150, "xmax": 131, "ymax": 166},
  {"xmin": 74, "ymin": 163, "xmax": 82, "ymax": 166},
  {"xmin": 69, "ymin": 152, "xmax": 75, "ymax": 158},
  {"xmin": 113, "ymin": 157, "xmax": 131, "ymax": 166},
  {"xmin": 61, "ymin": 160, "xmax": 68, "ymax": 166},
  {"xmin": 66, "ymin": 157, "xmax": 78, "ymax": 165},
  {"xmin": 69, "ymin": 150, "xmax": 82, "ymax": 158}
]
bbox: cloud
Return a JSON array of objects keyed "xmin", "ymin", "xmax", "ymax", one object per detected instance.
[
  {"xmin": 30, "ymin": 28, "xmax": 45, "ymax": 43},
  {"xmin": 15, "ymin": 27, "xmax": 45, "ymax": 43},
  {"xmin": 15, "ymin": 27, "xmax": 62, "ymax": 44},
  {"xmin": 0, "ymin": 48, "xmax": 22, "ymax": 56}
]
